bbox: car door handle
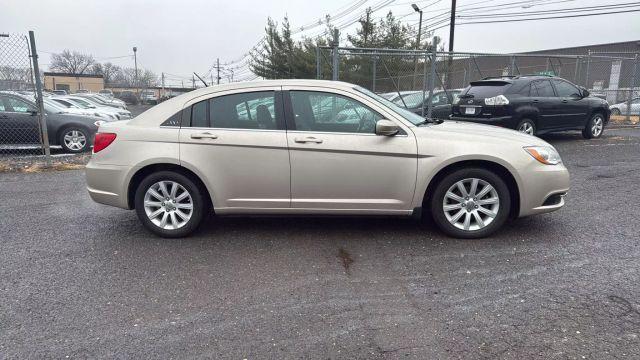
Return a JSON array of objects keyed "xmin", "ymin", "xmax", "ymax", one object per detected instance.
[
  {"xmin": 561, "ymin": 99, "xmax": 568, "ymax": 103},
  {"xmin": 532, "ymin": 99, "xmax": 539, "ymax": 103},
  {"xmin": 190, "ymin": 132, "xmax": 218, "ymax": 139},
  {"xmin": 294, "ymin": 136, "xmax": 323, "ymax": 144}
]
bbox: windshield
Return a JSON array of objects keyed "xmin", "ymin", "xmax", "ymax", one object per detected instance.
[
  {"xmin": 42, "ymin": 99, "xmax": 65, "ymax": 113},
  {"xmin": 354, "ymin": 86, "xmax": 426, "ymax": 125},
  {"xmin": 463, "ymin": 82, "xmax": 512, "ymax": 98}
]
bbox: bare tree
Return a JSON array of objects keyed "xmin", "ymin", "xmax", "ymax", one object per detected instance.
[
  {"xmin": 49, "ymin": 50, "xmax": 96, "ymax": 74},
  {"xmin": 91, "ymin": 62, "xmax": 121, "ymax": 84}
]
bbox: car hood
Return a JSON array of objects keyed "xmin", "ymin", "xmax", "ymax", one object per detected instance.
[{"xmin": 415, "ymin": 120, "xmax": 551, "ymax": 147}]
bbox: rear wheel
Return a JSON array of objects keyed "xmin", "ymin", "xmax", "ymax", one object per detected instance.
[
  {"xmin": 582, "ymin": 113, "xmax": 604, "ymax": 139},
  {"xmin": 430, "ymin": 168, "xmax": 511, "ymax": 239},
  {"xmin": 134, "ymin": 171, "xmax": 206, "ymax": 238},
  {"xmin": 59, "ymin": 127, "xmax": 90, "ymax": 153},
  {"xmin": 516, "ymin": 119, "xmax": 536, "ymax": 136}
]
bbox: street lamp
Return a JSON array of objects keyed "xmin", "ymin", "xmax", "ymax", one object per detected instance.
[
  {"xmin": 412, "ymin": 4, "xmax": 423, "ymax": 90},
  {"xmin": 133, "ymin": 46, "xmax": 138, "ymax": 95}
]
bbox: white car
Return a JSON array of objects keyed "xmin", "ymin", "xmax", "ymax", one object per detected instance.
[
  {"xmin": 86, "ymin": 80, "xmax": 570, "ymax": 239},
  {"xmin": 61, "ymin": 96, "xmax": 132, "ymax": 119},
  {"xmin": 48, "ymin": 98, "xmax": 119, "ymax": 120},
  {"xmin": 76, "ymin": 93, "xmax": 127, "ymax": 110},
  {"xmin": 140, "ymin": 90, "xmax": 158, "ymax": 104},
  {"xmin": 610, "ymin": 97, "xmax": 640, "ymax": 116}
]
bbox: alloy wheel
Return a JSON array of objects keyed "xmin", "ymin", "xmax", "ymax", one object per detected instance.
[
  {"xmin": 518, "ymin": 122, "xmax": 534, "ymax": 135},
  {"xmin": 143, "ymin": 181, "xmax": 193, "ymax": 230},
  {"xmin": 591, "ymin": 116, "xmax": 603, "ymax": 137},
  {"xmin": 442, "ymin": 178, "xmax": 500, "ymax": 231},
  {"xmin": 63, "ymin": 130, "xmax": 87, "ymax": 151}
]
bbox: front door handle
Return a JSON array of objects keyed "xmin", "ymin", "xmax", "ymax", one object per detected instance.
[
  {"xmin": 532, "ymin": 99, "xmax": 539, "ymax": 103},
  {"xmin": 190, "ymin": 132, "xmax": 218, "ymax": 139},
  {"xmin": 294, "ymin": 136, "xmax": 323, "ymax": 144}
]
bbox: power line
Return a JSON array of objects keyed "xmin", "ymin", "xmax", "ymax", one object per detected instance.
[{"xmin": 457, "ymin": 7, "xmax": 640, "ymax": 24}]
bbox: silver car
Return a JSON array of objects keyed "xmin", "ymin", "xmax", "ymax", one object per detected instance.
[
  {"xmin": 610, "ymin": 97, "xmax": 640, "ymax": 116},
  {"xmin": 86, "ymin": 80, "xmax": 570, "ymax": 239}
]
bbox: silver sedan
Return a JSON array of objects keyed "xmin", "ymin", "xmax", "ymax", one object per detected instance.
[{"xmin": 86, "ymin": 80, "xmax": 570, "ymax": 239}]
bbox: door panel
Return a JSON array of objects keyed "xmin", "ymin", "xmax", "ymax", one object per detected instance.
[
  {"xmin": 531, "ymin": 80, "xmax": 562, "ymax": 131},
  {"xmin": 178, "ymin": 88, "xmax": 291, "ymax": 210},
  {"xmin": 284, "ymin": 89, "xmax": 418, "ymax": 212},
  {"xmin": 552, "ymin": 80, "xmax": 589, "ymax": 128}
]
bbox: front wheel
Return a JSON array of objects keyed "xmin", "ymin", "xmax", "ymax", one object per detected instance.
[
  {"xmin": 610, "ymin": 108, "xmax": 621, "ymax": 116},
  {"xmin": 134, "ymin": 171, "xmax": 206, "ymax": 238},
  {"xmin": 430, "ymin": 168, "xmax": 511, "ymax": 239},
  {"xmin": 582, "ymin": 113, "xmax": 605, "ymax": 139}
]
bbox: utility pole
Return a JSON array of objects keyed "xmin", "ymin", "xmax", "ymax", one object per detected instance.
[
  {"xmin": 446, "ymin": 0, "xmax": 456, "ymax": 90},
  {"xmin": 161, "ymin": 72, "xmax": 165, "ymax": 99},
  {"xmin": 192, "ymin": 74, "xmax": 195, "ymax": 89},
  {"xmin": 216, "ymin": 58, "xmax": 220, "ymax": 85},
  {"xmin": 412, "ymin": 3, "xmax": 423, "ymax": 90},
  {"xmin": 133, "ymin": 46, "xmax": 138, "ymax": 95}
]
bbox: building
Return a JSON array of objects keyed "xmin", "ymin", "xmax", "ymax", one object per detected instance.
[
  {"xmin": 43, "ymin": 72, "xmax": 104, "ymax": 93},
  {"xmin": 105, "ymin": 84, "xmax": 194, "ymax": 99}
]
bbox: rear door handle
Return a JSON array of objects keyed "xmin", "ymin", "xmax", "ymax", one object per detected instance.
[
  {"xmin": 294, "ymin": 136, "xmax": 323, "ymax": 144},
  {"xmin": 532, "ymin": 99, "xmax": 539, "ymax": 103},
  {"xmin": 561, "ymin": 99, "xmax": 568, "ymax": 103},
  {"xmin": 190, "ymin": 132, "xmax": 218, "ymax": 139}
]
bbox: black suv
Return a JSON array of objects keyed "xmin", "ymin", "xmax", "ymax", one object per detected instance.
[{"xmin": 450, "ymin": 75, "xmax": 610, "ymax": 139}]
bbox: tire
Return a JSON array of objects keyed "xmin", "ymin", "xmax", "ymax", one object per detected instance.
[
  {"xmin": 134, "ymin": 171, "xmax": 206, "ymax": 238},
  {"xmin": 430, "ymin": 168, "xmax": 511, "ymax": 239},
  {"xmin": 610, "ymin": 108, "xmax": 621, "ymax": 116},
  {"xmin": 59, "ymin": 126, "xmax": 90, "ymax": 153},
  {"xmin": 516, "ymin": 119, "xmax": 536, "ymax": 136},
  {"xmin": 582, "ymin": 112, "xmax": 605, "ymax": 139}
]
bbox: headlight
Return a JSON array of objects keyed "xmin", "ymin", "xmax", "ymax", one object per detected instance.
[
  {"xmin": 524, "ymin": 146, "xmax": 562, "ymax": 165},
  {"xmin": 484, "ymin": 95, "xmax": 509, "ymax": 106},
  {"xmin": 94, "ymin": 120, "xmax": 105, "ymax": 127}
]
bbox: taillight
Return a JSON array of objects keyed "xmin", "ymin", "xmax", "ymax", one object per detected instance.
[{"xmin": 93, "ymin": 133, "xmax": 117, "ymax": 153}]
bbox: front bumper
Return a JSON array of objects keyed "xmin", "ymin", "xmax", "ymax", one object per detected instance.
[{"xmin": 518, "ymin": 163, "xmax": 570, "ymax": 217}]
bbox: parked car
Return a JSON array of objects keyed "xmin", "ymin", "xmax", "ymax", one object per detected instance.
[
  {"xmin": 392, "ymin": 89, "xmax": 463, "ymax": 119},
  {"xmin": 86, "ymin": 80, "xmax": 569, "ymax": 239},
  {"xmin": 76, "ymin": 93, "xmax": 127, "ymax": 110},
  {"xmin": 59, "ymin": 96, "xmax": 132, "ymax": 119},
  {"xmin": 610, "ymin": 97, "xmax": 640, "ymax": 116},
  {"xmin": 51, "ymin": 89, "xmax": 68, "ymax": 96},
  {"xmin": 48, "ymin": 97, "xmax": 120, "ymax": 120},
  {"xmin": 450, "ymin": 75, "xmax": 610, "ymax": 139},
  {"xmin": 0, "ymin": 91, "xmax": 104, "ymax": 153},
  {"xmin": 99, "ymin": 89, "xmax": 114, "ymax": 99},
  {"xmin": 117, "ymin": 90, "xmax": 139, "ymax": 105},
  {"xmin": 140, "ymin": 90, "xmax": 158, "ymax": 105},
  {"xmin": 75, "ymin": 89, "xmax": 90, "ymax": 94}
]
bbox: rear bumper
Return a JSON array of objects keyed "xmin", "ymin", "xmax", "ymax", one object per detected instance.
[
  {"xmin": 85, "ymin": 161, "xmax": 131, "ymax": 209},
  {"xmin": 449, "ymin": 115, "xmax": 515, "ymax": 128}
]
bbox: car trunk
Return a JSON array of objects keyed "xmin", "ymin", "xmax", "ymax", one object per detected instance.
[{"xmin": 452, "ymin": 81, "xmax": 512, "ymax": 118}]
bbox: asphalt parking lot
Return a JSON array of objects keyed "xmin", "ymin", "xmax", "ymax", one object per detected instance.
[{"xmin": 1, "ymin": 127, "xmax": 639, "ymax": 359}]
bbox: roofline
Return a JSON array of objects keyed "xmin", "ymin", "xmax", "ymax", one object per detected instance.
[
  {"xmin": 523, "ymin": 39, "xmax": 640, "ymax": 54},
  {"xmin": 43, "ymin": 72, "xmax": 104, "ymax": 79}
]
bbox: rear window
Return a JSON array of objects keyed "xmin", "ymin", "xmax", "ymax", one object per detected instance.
[{"xmin": 464, "ymin": 82, "xmax": 512, "ymax": 98}]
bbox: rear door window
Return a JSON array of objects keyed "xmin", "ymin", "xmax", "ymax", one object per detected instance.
[{"xmin": 532, "ymin": 80, "xmax": 555, "ymax": 97}]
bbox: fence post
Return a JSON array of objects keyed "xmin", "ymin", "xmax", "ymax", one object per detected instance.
[
  {"xmin": 427, "ymin": 37, "xmax": 438, "ymax": 119},
  {"xmin": 28, "ymin": 31, "xmax": 50, "ymax": 165},
  {"xmin": 585, "ymin": 50, "xmax": 592, "ymax": 89},
  {"xmin": 510, "ymin": 55, "xmax": 515, "ymax": 76},
  {"xmin": 626, "ymin": 53, "xmax": 638, "ymax": 123},
  {"xmin": 372, "ymin": 53, "xmax": 377, "ymax": 92},
  {"xmin": 574, "ymin": 56, "xmax": 581, "ymax": 85},
  {"xmin": 316, "ymin": 47, "xmax": 321, "ymax": 80},
  {"xmin": 331, "ymin": 29, "xmax": 339, "ymax": 81},
  {"xmin": 422, "ymin": 50, "xmax": 428, "ymax": 117}
]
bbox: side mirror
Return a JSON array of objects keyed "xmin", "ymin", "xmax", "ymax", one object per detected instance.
[
  {"xmin": 580, "ymin": 87, "xmax": 590, "ymax": 98},
  {"xmin": 29, "ymin": 110, "xmax": 38, "ymax": 116},
  {"xmin": 375, "ymin": 119, "xmax": 399, "ymax": 136}
]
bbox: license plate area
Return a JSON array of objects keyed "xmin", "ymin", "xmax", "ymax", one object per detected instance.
[{"xmin": 463, "ymin": 106, "xmax": 476, "ymax": 115}]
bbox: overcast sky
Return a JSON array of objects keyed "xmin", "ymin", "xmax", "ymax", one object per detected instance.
[{"xmin": 3, "ymin": 0, "xmax": 639, "ymax": 85}]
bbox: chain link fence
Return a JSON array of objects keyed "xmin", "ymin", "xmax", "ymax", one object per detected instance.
[
  {"xmin": 0, "ymin": 32, "xmax": 50, "ymax": 159},
  {"xmin": 317, "ymin": 43, "xmax": 640, "ymax": 122}
]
